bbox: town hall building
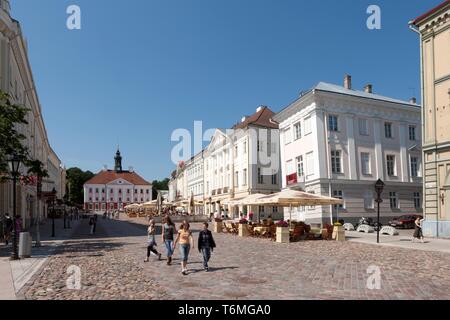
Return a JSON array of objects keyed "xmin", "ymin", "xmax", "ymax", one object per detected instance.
[{"xmin": 83, "ymin": 149, "xmax": 152, "ymax": 212}]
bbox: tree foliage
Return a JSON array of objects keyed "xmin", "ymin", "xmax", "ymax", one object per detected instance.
[
  {"xmin": 152, "ymin": 178, "xmax": 169, "ymax": 199},
  {"xmin": 0, "ymin": 91, "xmax": 47, "ymax": 181},
  {"xmin": 66, "ymin": 167, "xmax": 94, "ymax": 205}
]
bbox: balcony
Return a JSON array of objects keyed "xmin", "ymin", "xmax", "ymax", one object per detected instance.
[
  {"xmin": 217, "ymin": 188, "xmax": 222, "ymax": 195},
  {"xmin": 286, "ymin": 173, "xmax": 298, "ymax": 186},
  {"xmin": 223, "ymin": 187, "xmax": 229, "ymax": 194},
  {"xmin": 212, "ymin": 190, "xmax": 216, "ymax": 196}
]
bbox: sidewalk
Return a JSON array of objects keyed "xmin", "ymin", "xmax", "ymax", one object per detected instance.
[
  {"xmin": 0, "ymin": 217, "xmax": 85, "ymax": 300},
  {"xmin": 346, "ymin": 229, "xmax": 450, "ymax": 254}
]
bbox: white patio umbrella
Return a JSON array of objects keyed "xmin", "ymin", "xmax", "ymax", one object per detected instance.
[{"xmin": 251, "ymin": 189, "xmax": 344, "ymax": 223}]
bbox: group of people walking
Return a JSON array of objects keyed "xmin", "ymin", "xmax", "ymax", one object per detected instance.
[{"xmin": 144, "ymin": 216, "xmax": 216, "ymax": 275}]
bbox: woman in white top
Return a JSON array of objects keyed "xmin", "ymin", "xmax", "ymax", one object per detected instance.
[{"xmin": 144, "ymin": 219, "xmax": 162, "ymax": 262}]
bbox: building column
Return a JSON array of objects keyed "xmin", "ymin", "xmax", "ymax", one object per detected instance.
[
  {"xmin": 399, "ymin": 122, "xmax": 409, "ymax": 182},
  {"xmin": 373, "ymin": 119, "xmax": 384, "ymax": 180},
  {"xmin": 346, "ymin": 115, "xmax": 357, "ymax": 180}
]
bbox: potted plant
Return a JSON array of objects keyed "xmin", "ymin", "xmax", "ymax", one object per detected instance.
[
  {"xmin": 238, "ymin": 218, "xmax": 250, "ymax": 237},
  {"xmin": 276, "ymin": 220, "xmax": 289, "ymax": 243},
  {"xmin": 332, "ymin": 222, "xmax": 345, "ymax": 241}
]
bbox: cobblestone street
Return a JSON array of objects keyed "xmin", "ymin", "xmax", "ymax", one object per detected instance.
[{"xmin": 19, "ymin": 217, "xmax": 450, "ymax": 300}]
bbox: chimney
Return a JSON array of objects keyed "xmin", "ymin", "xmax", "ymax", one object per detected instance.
[
  {"xmin": 364, "ymin": 84, "xmax": 373, "ymax": 93},
  {"xmin": 103, "ymin": 165, "xmax": 108, "ymax": 171},
  {"xmin": 241, "ymin": 116, "xmax": 247, "ymax": 123},
  {"xmin": 410, "ymin": 97, "xmax": 417, "ymax": 104},
  {"xmin": 344, "ymin": 74, "xmax": 352, "ymax": 90},
  {"xmin": 256, "ymin": 106, "xmax": 264, "ymax": 113},
  {"xmin": 129, "ymin": 166, "xmax": 134, "ymax": 173}
]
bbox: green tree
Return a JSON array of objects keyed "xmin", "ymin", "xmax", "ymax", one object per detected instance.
[
  {"xmin": 0, "ymin": 91, "xmax": 46, "ymax": 181},
  {"xmin": 66, "ymin": 167, "xmax": 94, "ymax": 206},
  {"xmin": 152, "ymin": 178, "xmax": 170, "ymax": 199}
]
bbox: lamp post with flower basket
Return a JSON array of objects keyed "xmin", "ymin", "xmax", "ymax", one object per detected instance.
[{"xmin": 374, "ymin": 179, "xmax": 385, "ymax": 244}]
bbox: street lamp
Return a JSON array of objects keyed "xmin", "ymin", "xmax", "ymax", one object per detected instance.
[
  {"xmin": 50, "ymin": 187, "xmax": 57, "ymax": 238},
  {"xmin": 8, "ymin": 154, "xmax": 21, "ymax": 260},
  {"xmin": 36, "ymin": 176, "xmax": 42, "ymax": 247},
  {"xmin": 374, "ymin": 179, "xmax": 385, "ymax": 244}
]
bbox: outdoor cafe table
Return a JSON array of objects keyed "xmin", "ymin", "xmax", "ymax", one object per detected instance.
[{"xmin": 253, "ymin": 226, "xmax": 270, "ymax": 235}]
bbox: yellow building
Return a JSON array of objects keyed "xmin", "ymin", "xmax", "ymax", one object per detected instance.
[{"xmin": 410, "ymin": 0, "xmax": 450, "ymax": 237}]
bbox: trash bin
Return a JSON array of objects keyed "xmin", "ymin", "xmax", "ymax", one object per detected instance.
[{"xmin": 19, "ymin": 232, "xmax": 32, "ymax": 258}]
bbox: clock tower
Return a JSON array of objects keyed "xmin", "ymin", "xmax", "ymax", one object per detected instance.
[{"xmin": 114, "ymin": 148, "xmax": 123, "ymax": 172}]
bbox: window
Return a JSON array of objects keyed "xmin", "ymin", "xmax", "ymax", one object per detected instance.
[
  {"xmin": 102, "ymin": 189, "xmax": 105, "ymax": 193},
  {"xmin": 257, "ymin": 168, "xmax": 264, "ymax": 184},
  {"xmin": 409, "ymin": 126, "xmax": 416, "ymax": 141},
  {"xmin": 361, "ymin": 153, "xmax": 371, "ymax": 175},
  {"xmin": 385, "ymin": 123, "xmax": 393, "ymax": 138},
  {"xmin": 271, "ymin": 172, "xmax": 277, "ymax": 185},
  {"xmin": 306, "ymin": 152, "xmax": 314, "ymax": 176},
  {"xmin": 284, "ymin": 128, "xmax": 292, "ymax": 145},
  {"xmin": 364, "ymin": 190, "xmax": 374, "ymax": 209},
  {"xmin": 296, "ymin": 156, "xmax": 304, "ymax": 178},
  {"xmin": 127, "ymin": 189, "xmax": 130, "ymax": 194},
  {"xmin": 242, "ymin": 169, "xmax": 247, "ymax": 186},
  {"xmin": 410, "ymin": 157, "xmax": 419, "ymax": 177},
  {"xmin": 89, "ymin": 188, "xmax": 92, "ymax": 193},
  {"xmin": 243, "ymin": 141, "xmax": 247, "ymax": 154},
  {"xmin": 146, "ymin": 189, "xmax": 149, "ymax": 194},
  {"xmin": 95, "ymin": 188, "xmax": 99, "ymax": 193},
  {"xmin": 286, "ymin": 160, "xmax": 294, "ymax": 175},
  {"xmin": 389, "ymin": 192, "xmax": 399, "ymax": 209},
  {"xmin": 235, "ymin": 171, "xmax": 239, "ymax": 187},
  {"xmin": 135, "ymin": 189, "xmax": 138, "ymax": 193},
  {"xmin": 118, "ymin": 189, "xmax": 122, "ymax": 194},
  {"xmin": 328, "ymin": 115, "xmax": 338, "ymax": 132},
  {"xmin": 140, "ymin": 189, "xmax": 143, "ymax": 194},
  {"xmin": 359, "ymin": 119, "xmax": 369, "ymax": 135},
  {"xmin": 273, "ymin": 207, "xmax": 278, "ymax": 213},
  {"xmin": 413, "ymin": 192, "xmax": 421, "ymax": 209},
  {"xmin": 333, "ymin": 190, "xmax": 344, "ymax": 210},
  {"xmin": 294, "ymin": 122, "xmax": 302, "ymax": 140},
  {"xmin": 386, "ymin": 155, "xmax": 396, "ymax": 176},
  {"xmin": 331, "ymin": 150, "xmax": 342, "ymax": 174},
  {"xmin": 304, "ymin": 117, "xmax": 312, "ymax": 135},
  {"xmin": 258, "ymin": 206, "xmax": 265, "ymax": 213},
  {"xmin": 234, "ymin": 146, "xmax": 238, "ymax": 157}
]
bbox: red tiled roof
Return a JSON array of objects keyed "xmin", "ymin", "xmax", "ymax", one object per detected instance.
[
  {"xmin": 413, "ymin": 0, "xmax": 450, "ymax": 25},
  {"xmin": 233, "ymin": 106, "xmax": 279, "ymax": 129},
  {"xmin": 84, "ymin": 170, "xmax": 151, "ymax": 186}
]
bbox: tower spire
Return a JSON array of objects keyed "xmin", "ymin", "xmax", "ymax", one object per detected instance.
[{"xmin": 114, "ymin": 148, "xmax": 123, "ymax": 172}]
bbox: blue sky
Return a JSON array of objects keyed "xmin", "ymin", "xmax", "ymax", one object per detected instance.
[{"xmin": 12, "ymin": 0, "xmax": 441, "ymax": 180}]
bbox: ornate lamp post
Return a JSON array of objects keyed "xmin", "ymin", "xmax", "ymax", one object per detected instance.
[
  {"xmin": 8, "ymin": 154, "xmax": 21, "ymax": 260},
  {"xmin": 374, "ymin": 179, "xmax": 385, "ymax": 244},
  {"xmin": 50, "ymin": 187, "xmax": 57, "ymax": 238},
  {"xmin": 36, "ymin": 176, "xmax": 42, "ymax": 247}
]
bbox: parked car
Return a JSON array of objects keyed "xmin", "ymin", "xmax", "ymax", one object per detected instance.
[{"xmin": 388, "ymin": 215, "xmax": 423, "ymax": 229}]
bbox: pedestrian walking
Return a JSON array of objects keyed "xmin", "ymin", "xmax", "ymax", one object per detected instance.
[
  {"xmin": 173, "ymin": 220, "xmax": 194, "ymax": 275},
  {"xmin": 144, "ymin": 219, "xmax": 161, "ymax": 262},
  {"xmin": 162, "ymin": 216, "xmax": 176, "ymax": 265},
  {"xmin": 89, "ymin": 216, "xmax": 95, "ymax": 235},
  {"xmin": 3, "ymin": 213, "xmax": 13, "ymax": 245},
  {"xmin": 197, "ymin": 222, "xmax": 216, "ymax": 272},
  {"xmin": 413, "ymin": 216, "xmax": 425, "ymax": 243},
  {"xmin": 93, "ymin": 214, "xmax": 98, "ymax": 233}
]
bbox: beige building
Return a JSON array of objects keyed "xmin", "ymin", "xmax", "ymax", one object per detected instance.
[
  {"xmin": 0, "ymin": 0, "xmax": 65, "ymax": 229},
  {"xmin": 411, "ymin": 1, "xmax": 450, "ymax": 237}
]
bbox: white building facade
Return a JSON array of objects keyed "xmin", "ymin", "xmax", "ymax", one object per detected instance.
[
  {"xmin": 185, "ymin": 151, "xmax": 204, "ymax": 214},
  {"xmin": 83, "ymin": 150, "xmax": 152, "ymax": 212},
  {"xmin": 203, "ymin": 106, "xmax": 282, "ymax": 220},
  {"xmin": 274, "ymin": 76, "xmax": 423, "ymax": 225},
  {"xmin": 0, "ymin": 0, "xmax": 65, "ymax": 230}
]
